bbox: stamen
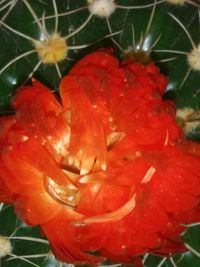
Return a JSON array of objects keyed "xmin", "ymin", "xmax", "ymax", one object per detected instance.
[
  {"xmin": 106, "ymin": 131, "xmax": 125, "ymax": 150},
  {"xmin": 73, "ymin": 192, "xmax": 136, "ymax": 225},
  {"xmin": 44, "ymin": 177, "xmax": 79, "ymax": 208},
  {"xmin": 164, "ymin": 130, "xmax": 169, "ymax": 146},
  {"xmin": 141, "ymin": 166, "xmax": 156, "ymax": 184}
]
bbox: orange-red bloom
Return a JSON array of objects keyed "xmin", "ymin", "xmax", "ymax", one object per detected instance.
[{"xmin": 0, "ymin": 49, "xmax": 200, "ymax": 266}]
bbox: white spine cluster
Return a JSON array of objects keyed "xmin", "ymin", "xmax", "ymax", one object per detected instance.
[
  {"xmin": 0, "ymin": 236, "xmax": 12, "ymax": 257},
  {"xmin": 87, "ymin": 0, "xmax": 116, "ymax": 18},
  {"xmin": 176, "ymin": 107, "xmax": 200, "ymax": 134},
  {"xmin": 166, "ymin": 0, "xmax": 186, "ymax": 5},
  {"xmin": 188, "ymin": 44, "xmax": 200, "ymax": 71}
]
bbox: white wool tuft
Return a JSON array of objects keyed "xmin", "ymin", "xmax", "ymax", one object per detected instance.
[
  {"xmin": 176, "ymin": 108, "xmax": 200, "ymax": 135},
  {"xmin": 166, "ymin": 0, "xmax": 186, "ymax": 5},
  {"xmin": 188, "ymin": 45, "xmax": 200, "ymax": 71},
  {"xmin": 0, "ymin": 236, "xmax": 12, "ymax": 257},
  {"xmin": 87, "ymin": 0, "xmax": 116, "ymax": 18}
]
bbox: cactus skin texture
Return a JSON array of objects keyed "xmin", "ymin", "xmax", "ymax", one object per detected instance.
[{"xmin": 0, "ymin": 0, "xmax": 200, "ymax": 267}]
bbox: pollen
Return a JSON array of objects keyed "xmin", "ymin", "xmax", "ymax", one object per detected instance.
[
  {"xmin": 34, "ymin": 33, "xmax": 68, "ymax": 64},
  {"xmin": 87, "ymin": 0, "xmax": 116, "ymax": 18},
  {"xmin": 0, "ymin": 236, "xmax": 12, "ymax": 257},
  {"xmin": 187, "ymin": 45, "xmax": 200, "ymax": 71}
]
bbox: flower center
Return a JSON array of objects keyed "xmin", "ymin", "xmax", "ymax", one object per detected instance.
[{"xmin": 44, "ymin": 176, "xmax": 80, "ymax": 208}]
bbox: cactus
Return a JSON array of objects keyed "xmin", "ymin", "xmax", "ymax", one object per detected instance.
[{"xmin": 0, "ymin": 0, "xmax": 200, "ymax": 267}]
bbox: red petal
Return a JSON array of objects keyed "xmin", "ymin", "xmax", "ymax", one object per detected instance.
[
  {"xmin": 14, "ymin": 192, "xmax": 61, "ymax": 225},
  {"xmin": 69, "ymin": 49, "xmax": 118, "ymax": 75},
  {"xmin": 12, "ymin": 80, "xmax": 69, "ymax": 160},
  {"xmin": 60, "ymin": 75, "xmax": 108, "ymax": 174},
  {"xmin": 41, "ymin": 211, "xmax": 105, "ymax": 265}
]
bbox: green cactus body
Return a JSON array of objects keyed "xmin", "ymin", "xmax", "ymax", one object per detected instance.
[{"xmin": 0, "ymin": 1, "xmax": 200, "ymax": 267}]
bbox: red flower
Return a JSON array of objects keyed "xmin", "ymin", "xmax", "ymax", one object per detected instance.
[{"xmin": 0, "ymin": 49, "xmax": 200, "ymax": 266}]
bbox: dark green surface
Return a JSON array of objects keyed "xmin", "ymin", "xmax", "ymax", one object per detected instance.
[{"xmin": 0, "ymin": 0, "xmax": 200, "ymax": 266}]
